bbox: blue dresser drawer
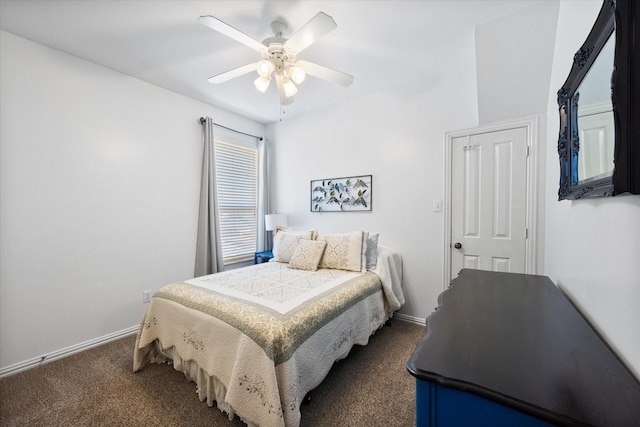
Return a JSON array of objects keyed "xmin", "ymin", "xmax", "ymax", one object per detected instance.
[{"xmin": 416, "ymin": 380, "xmax": 554, "ymax": 427}]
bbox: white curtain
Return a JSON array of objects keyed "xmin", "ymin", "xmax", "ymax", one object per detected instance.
[
  {"xmin": 194, "ymin": 117, "xmax": 224, "ymax": 276},
  {"xmin": 256, "ymin": 137, "xmax": 270, "ymax": 252}
]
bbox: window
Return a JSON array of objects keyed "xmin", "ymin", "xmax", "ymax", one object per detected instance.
[{"xmin": 215, "ymin": 135, "xmax": 258, "ymax": 265}]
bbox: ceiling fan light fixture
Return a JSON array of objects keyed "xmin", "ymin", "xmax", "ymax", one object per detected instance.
[
  {"xmin": 282, "ymin": 78, "xmax": 298, "ymax": 97},
  {"xmin": 200, "ymin": 12, "xmax": 353, "ymax": 113},
  {"xmin": 254, "ymin": 76, "xmax": 271, "ymax": 93},
  {"xmin": 257, "ymin": 60, "xmax": 274, "ymax": 77},
  {"xmin": 289, "ymin": 66, "xmax": 306, "ymax": 84}
]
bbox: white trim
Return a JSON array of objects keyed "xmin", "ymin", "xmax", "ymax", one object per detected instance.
[
  {"xmin": 443, "ymin": 117, "xmax": 539, "ymax": 290},
  {"xmin": 578, "ymin": 101, "xmax": 612, "ymax": 117},
  {"xmin": 0, "ymin": 325, "xmax": 138, "ymax": 377},
  {"xmin": 0, "ymin": 314, "xmax": 424, "ymax": 378},
  {"xmin": 393, "ymin": 312, "xmax": 426, "ymax": 325}
]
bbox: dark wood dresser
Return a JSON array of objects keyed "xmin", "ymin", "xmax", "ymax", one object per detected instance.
[{"xmin": 406, "ymin": 269, "xmax": 640, "ymax": 426}]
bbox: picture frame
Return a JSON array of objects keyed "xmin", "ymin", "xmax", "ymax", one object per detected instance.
[{"xmin": 310, "ymin": 175, "xmax": 372, "ymax": 212}]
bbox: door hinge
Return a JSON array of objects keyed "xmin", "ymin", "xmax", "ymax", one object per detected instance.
[
  {"xmin": 525, "ymin": 228, "xmax": 529, "ymax": 239},
  {"xmin": 526, "ymin": 146, "xmax": 530, "ymax": 157}
]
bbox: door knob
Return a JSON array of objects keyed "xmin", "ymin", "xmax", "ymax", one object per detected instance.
[{"xmin": 454, "ymin": 242, "xmax": 462, "ymax": 249}]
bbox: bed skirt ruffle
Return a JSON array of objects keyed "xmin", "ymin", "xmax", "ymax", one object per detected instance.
[{"xmin": 151, "ymin": 341, "xmax": 259, "ymax": 427}]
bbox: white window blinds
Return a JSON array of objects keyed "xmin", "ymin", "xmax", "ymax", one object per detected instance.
[{"xmin": 215, "ymin": 137, "xmax": 258, "ymax": 264}]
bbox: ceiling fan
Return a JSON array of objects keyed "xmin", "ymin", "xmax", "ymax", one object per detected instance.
[{"xmin": 198, "ymin": 12, "xmax": 354, "ymax": 107}]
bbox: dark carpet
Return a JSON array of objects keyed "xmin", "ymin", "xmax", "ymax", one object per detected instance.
[{"xmin": 0, "ymin": 320, "xmax": 425, "ymax": 427}]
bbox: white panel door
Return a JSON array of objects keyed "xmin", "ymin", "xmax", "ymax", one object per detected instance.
[
  {"xmin": 450, "ymin": 127, "xmax": 528, "ymax": 277},
  {"xmin": 577, "ymin": 111, "xmax": 615, "ymax": 182}
]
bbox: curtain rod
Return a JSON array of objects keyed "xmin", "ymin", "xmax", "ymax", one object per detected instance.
[{"xmin": 199, "ymin": 117, "xmax": 262, "ymax": 141}]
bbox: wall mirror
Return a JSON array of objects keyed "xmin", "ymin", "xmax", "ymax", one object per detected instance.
[{"xmin": 557, "ymin": 0, "xmax": 639, "ymax": 200}]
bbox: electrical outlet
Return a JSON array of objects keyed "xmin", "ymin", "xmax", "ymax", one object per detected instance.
[{"xmin": 142, "ymin": 290, "xmax": 152, "ymax": 303}]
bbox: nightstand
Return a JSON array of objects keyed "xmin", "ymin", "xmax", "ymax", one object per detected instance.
[{"xmin": 254, "ymin": 250, "xmax": 273, "ymax": 264}]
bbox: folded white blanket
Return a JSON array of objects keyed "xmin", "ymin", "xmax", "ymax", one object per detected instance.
[{"xmin": 373, "ymin": 244, "xmax": 405, "ymax": 312}]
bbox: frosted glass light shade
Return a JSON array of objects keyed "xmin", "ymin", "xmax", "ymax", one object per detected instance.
[
  {"xmin": 254, "ymin": 76, "xmax": 271, "ymax": 93},
  {"xmin": 257, "ymin": 60, "xmax": 274, "ymax": 77},
  {"xmin": 289, "ymin": 66, "xmax": 306, "ymax": 84},
  {"xmin": 282, "ymin": 79, "xmax": 297, "ymax": 97},
  {"xmin": 265, "ymin": 213, "xmax": 288, "ymax": 231}
]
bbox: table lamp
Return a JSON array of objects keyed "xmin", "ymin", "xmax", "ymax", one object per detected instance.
[{"xmin": 265, "ymin": 213, "xmax": 288, "ymax": 232}]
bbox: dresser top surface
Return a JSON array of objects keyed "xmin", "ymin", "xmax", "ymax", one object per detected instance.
[{"xmin": 406, "ymin": 269, "xmax": 640, "ymax": 427}]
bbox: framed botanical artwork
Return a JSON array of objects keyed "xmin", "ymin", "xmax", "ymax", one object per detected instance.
[{"xmin": 310, "ymin": 175, "xmax": 372, "ymax": 212}]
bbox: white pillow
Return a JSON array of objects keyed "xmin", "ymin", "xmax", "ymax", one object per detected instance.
[
  {"xmin": 272, "ymin": 228, "xmax": 316, "ymax": 263},
  {"xmin": 288, "ymin": 239, "xmax": 327, "ymax": 271},
  {"xmin": 317, "ymin": 231, "xmax": 369, "ymax": 272}
]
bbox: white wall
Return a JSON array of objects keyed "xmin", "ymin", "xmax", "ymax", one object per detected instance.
[
  {"xmin": 474, "ymin": 2, "xmax": 560, "ymax": 274},
  {"xmin": 544, "ymin": 2, "xmax": 640, "ymax": 378},
  {"xmin": 0, "ymin": 31, "xmax": 264, "ymax": 370},
  {"xmin": 265, "ymin": 3, "xmax": 560, "ymax": 324},
  {"xmin": 475, "ymin": 2, "xmax": 559, "ymax": 126},
  {"xmin": 3, "ymin": 0, "xmax": 638, "ymax": 382},
  {"xmin": 266, "ymin": 68, "xmax": 479, "ymax": 321}
]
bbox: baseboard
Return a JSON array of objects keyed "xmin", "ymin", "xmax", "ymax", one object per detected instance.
[
  {"xmin": 1, "ymin": 315, "xmax": 424, "ymax": 377},
  {"xmin": 393, "ymin": 312, "xmax": 426, "ymax": 325},
  {"xmin": 0, "ymin": 325, "xmax": 139, "ymax": 378}
]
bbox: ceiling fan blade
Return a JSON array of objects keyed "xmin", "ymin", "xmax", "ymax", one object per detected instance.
[
  {"xmin": 208, "ymin": 62, "xmax": 258, "ymax": 84},
  {"xmin": 285, "ymin": 12, "xmax": 337, "ymax": 54},
  {"xmin": 199, "ymin": 16, "xmax": 267, "ymax": 53},
  {"xmin": 275, "ymin": 75, "xmax": 294, "ymax": 105},
  {"xmin": 296, "ymin": 60, "xmax": 354, "ymax": 87}
]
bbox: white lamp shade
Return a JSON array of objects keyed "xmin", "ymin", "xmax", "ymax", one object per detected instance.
[{"xmin": 265, "ymin": 213, "xmax": 288, "ymax": 231}]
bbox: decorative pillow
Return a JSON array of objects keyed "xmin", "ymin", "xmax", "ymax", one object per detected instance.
[
  {"xmin": 317, "ymin": 231, "xmax": 369, "ymax": 272},
  {"xmin": 288, "ymin": 239, "xmax": 327, "ymax": 271},
  {"xmin": 272, "ymin": 228, "xmax": 316, "ymax": 263},
  {"xmin": 365, "ymin": 233, "xmax": 379, "ymax": 270}
]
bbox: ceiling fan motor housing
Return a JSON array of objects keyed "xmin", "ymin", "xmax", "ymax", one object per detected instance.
[{"xmin": 265, "ymin": 43, "xmax": 294, "ymax": 74}]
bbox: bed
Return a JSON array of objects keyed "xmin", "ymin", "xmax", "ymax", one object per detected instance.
[{"xmin": 133, "ymin": 230, "xmax": 404, "ymax": 427}]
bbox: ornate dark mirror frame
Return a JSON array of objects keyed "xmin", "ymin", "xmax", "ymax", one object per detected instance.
[{"xmin": 557, "ymin": 0, "xmax": 639, "ymax": 200}]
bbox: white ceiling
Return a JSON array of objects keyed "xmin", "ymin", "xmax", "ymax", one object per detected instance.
[{"xmin": 0, "ymin": 0, "xmax": 548, "ymax": 124}]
